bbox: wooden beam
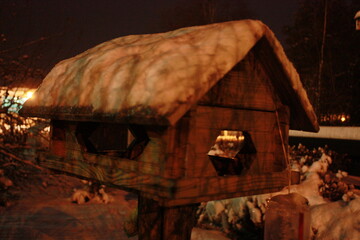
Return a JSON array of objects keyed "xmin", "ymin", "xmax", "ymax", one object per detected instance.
[
  {"xmin": 252, "ymin": 37, "xmax": 318, "ymax": 132},
  {"xmin": 82, "ymin": 152, "xmax": 161, "ymax": 176},
  {"xmin": 193, "ymin": 105, "xmax": 277, "ymax": 131},
  {"xmin": 185, "ymin": 105, "xmax": 287, "ymax": 177},
  {"xmin": 138, "ymin": 195, "xmax": 198, "ymax": 240},
  {"xmin": 169, "ymin": 171, "xmax": 289, "ymax": 206},
  {"xmin": 38, "ymin": 152, "xmax": 175, "ymax": 198}
]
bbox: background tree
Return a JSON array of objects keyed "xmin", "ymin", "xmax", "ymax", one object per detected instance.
[
  {"xmin": 160, "ymin": 0, "xmax": 253, "ymax": 31},
  {"xmin": 0, "ymin": 2, "xmax": 57, "ymax": 147},
  {"xmin": 283, "ymin": 0, "xmax": 360, "ymax": 125}
]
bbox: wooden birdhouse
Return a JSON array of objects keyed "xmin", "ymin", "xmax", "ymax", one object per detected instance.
[{"xmin": 21, "ymin": 20, "xmax": 319, "ymax": 239}]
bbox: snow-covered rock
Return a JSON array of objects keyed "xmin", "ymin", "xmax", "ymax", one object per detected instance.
[
  {"xmin": 246, "ymin": 201, "xmax": 262, "ymax": 225},
  {"xmin": 311, "ymin": 197, "xmax": 360, "ymax": 240},
  {"xmin": 71, "ymin": 189, "xmax": 91, "ymax": 204},
  {"xmin": 200, "ymin": 150, "xmax": 360, "ymax": 239}
]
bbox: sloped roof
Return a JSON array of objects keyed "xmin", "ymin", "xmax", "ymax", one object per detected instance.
[
  {"xmin": 21, "ymin": 20, "xmax": 319, "ymax": 132},
  {"xmin": 355, "ymin": 10, "xmax": 360, "ymax": 19}
]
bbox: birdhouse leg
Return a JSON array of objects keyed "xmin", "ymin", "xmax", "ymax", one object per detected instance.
[{"xmin": 138, "ymin": 195, "xmax": 199, "ymax": 240}]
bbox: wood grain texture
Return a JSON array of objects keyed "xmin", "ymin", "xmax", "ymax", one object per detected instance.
[
  {"xmin": 39, "ymin": 150, "xmax": 290, "ymax": 207},
  {"xmin": 199, "ymin": 52, "xmax": 276, "ymax": 112},
  {"xmin": 44, "ymin": 104, "xmax": 291, "ymax": 206},
  {"xmin": 158, "ymin": 114, "xmax": 191, "ymax": 179},
  {"xmin": 274, "ymin": 105, "xmax": 290, "ymax": 171},
  {"xmin": 50, "ymin": 120, "xmax": 67, "ymax": 157},
  {"xmin": 54, "ymin": 121, "xmax": 188, "ymax": 178},
  {"xmin": 165, "ymin": 171, "xmax": 289, "ymax": 206},
  {"xmin": 53, "ymin": 121, "xmax": 165, "ymax": 176},
  {"xmin": 138, "ymin": 195, "xmax": 198, "ymax": 240},
  {"xmin": 193, "ymin": 105, "xmax": 277, "ymax": 131},
  {"xmin": 252, "ymin": 37, "xmax": 318, "ymax": 132},
  {"xmin": 184, "ymin": 105, "xmax": 289, "ymax": 177},
  {"xmin": 38, "ymin": 152, "xmax": 175, "ymax": 198}
]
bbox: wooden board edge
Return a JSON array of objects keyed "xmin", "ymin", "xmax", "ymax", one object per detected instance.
[
  {"xmin": 166, "ymin": 171, "xmax": 289, "ymax": 206},
  {"xmin": 38, "ymin": 152, "xmax": 176, "ymax": 198}
]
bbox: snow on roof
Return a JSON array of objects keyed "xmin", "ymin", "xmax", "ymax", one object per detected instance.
[
  {"xmin": 354, "ymin": 10, "xmax": 360, "ymax": 19},
  {"xmin": 21, "ymin": 19, "xmax": 318, "ymax": 131}
]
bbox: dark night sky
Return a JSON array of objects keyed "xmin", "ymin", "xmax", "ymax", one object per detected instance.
[{"xmin": 1, "ymin": 0, "xmax": 299, "ymax": 72}]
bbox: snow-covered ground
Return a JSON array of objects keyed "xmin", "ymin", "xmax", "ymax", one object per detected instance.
[{"xmin": 199, "ymin": 147, "xmax": 360, "ymax": 240}]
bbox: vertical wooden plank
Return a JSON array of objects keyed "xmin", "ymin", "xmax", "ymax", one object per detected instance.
[
  {"xmin": 138, "ymin": 195, "xmax": 198, "ymax": 240},
  {"xmin": 138, "ymin": 195, "xmax": 163, "ymax": 240},
  {"xmin": 186, "ymin": 125, "xmax": 218, "ymax": 177},
  {"xmin": 185, "ymin": 106, "xmax": 286, "ymax": 177},
  {"xmin": 198, "ymin": 53, "xmax": 276, "ymax": 112},
  {"xmin": 274, "ymin": 105, "xmax": 290, "ymax": 172},
  {"xmin": 161, "ymin": 113, "xmax": 192, "ymax": 179},
  {"xmin": 138, "ymin": 116, "xmax": 191, "ymax": 179},
  {"xmin": 170, "ymin": 113, "xmax": 191, "ymax": 178},
  {"xmin": 50, "ymin": 120, "xmax": 66, "ymax": 157}
]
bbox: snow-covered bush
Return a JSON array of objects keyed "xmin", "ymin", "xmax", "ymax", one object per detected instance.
[{"xmin": 197, "ymin": 144, "xmax": 359, "ymax": 239}]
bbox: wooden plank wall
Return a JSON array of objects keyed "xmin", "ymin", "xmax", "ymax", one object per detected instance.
[
  {"xmin": 156, "ymin": 115, "xmax": 191, "ymax": 179},
  {"xmin": 199, "ymin": 52, "xmax": 276, "ymax": 112},
  {"xmin": 186, "ymin": 52, "xmax": 290, "ymax": 178},
  {"xmin": 44, "ymin": 121, "xmax": 179, "ymax": 197},
  {"xmin": 252, "ymin": 37, "xmax": 317, "ymax": 131},
  {"xmin": 169, "ymin": 170, "xmax": 289, "ymax": 206},
  {"xmin": 185, "ymin": 106, "xmax": 285, "ymax": 178},
  {"xmin": 39, "ymin": 151, "xmax": 175, "ymax": 197}
]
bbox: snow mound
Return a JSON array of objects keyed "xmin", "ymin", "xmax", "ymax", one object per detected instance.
[
  {"xmin": 200, "ymin": 149, "xmax": 360, "ymax": 239},
  {"xmin": 311, "ymin": 197, "xmax": 360, "ymax": 240}
]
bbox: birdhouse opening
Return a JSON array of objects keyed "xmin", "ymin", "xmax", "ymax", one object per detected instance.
[
  {"xmin": 74, "ymin": 122, "xmax": 149, "ymax": 160},
  {"xmin": 208, "ymin": 130, "xmax": 256, "ymax": 176}
]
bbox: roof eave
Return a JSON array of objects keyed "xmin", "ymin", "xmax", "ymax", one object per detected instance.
[{"xmin": 253, "ymin": 33, "xmax": 319, "ymax": 133}]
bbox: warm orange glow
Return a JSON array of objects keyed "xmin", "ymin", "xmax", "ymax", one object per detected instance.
[
  {"xmin": 209, "ymin": 130, "xmax": 246, "ymax": 159},
  {"xmin": 24, "ymin": 90, "xmax": 35, "ymax": 100},
  {"xmin": 320, "ymin": 113, "xmax": 350, "ymax": 124},
  {"xmin": 43, "ymin": 126, "xmax": 51, "ymax": 133},
  {"xmin": 215, "ymin": 130, "xmax": 245, "ymax": 143}
]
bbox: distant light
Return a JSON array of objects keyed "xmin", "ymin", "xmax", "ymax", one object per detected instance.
[
  {"xmin": 0, "ymin": 88, "xmax": 36, "ymax": 113},
  {"xmin": 24, "ymin": 91, "xmax": 35, "ymax": 101},
  {"xmin": 341, "ymin": 116, "xmax": 346, "ymax": 122}
]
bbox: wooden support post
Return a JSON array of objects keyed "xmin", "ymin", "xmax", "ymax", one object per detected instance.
[{"xmin": 138, "ymin": 194, "xmax": 199, "ymax": 240}]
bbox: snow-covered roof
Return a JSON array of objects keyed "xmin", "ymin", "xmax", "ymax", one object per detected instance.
[
  {"xmin": 21, "ymin": 20, "xmax": 318, "ymax": 132},
  {"xmin": 354, "ymin": 10, "xmax": 360, "ymax": 19}
]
